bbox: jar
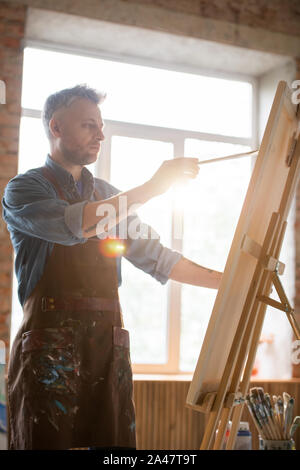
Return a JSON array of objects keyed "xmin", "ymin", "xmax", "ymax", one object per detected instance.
[{"xmin": 258, "ymin": 436, "xmax": 295, "ymax": 450}]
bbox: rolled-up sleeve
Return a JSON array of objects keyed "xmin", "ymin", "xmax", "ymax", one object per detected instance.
[
  {"xmin": 122, "ymin": 215, "xmax": 182, "ymax": 284},
  {"xmin": 2, "ymin": 172, "xmax": 87, "ymax": 245}
]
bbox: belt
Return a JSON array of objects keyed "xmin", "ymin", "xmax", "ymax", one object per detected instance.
[{"xmin": 41, "ymin": 296, "xmax": 121, "ymax": 313}]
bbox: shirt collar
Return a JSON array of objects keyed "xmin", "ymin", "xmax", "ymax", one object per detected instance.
[{"xmin": 45, "ymin": 154, "xmax": 95, "ymax": 196}]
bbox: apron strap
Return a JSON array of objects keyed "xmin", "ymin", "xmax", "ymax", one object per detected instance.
[
  {"xmin": 42, "ymin": 165, "xmax": 106, "ymax": 241},
  {"xmin": 42, "ymin": 166, "xmax": 67, "ymax": 201},
  {"xmin": 42, "ymin": 165, "xmax": 101, "ymax": 202}
]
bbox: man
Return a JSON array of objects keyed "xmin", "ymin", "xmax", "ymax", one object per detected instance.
[{"xmin": 2, "ymin": 84, "xmax": 222, "ymax": 450}]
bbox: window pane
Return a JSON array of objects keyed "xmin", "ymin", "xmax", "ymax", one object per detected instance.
[
  {"xmin": 18, "ymin": 116, "xmax": 95, "ymax": 175},
  {"xmin": 110, "ymin": 136, "xmax": 173, "ymax": 363},
  {"xmin": 179, "ymin": 140, "xmax": 252, "ymax": 371},
  {"xmin": 18, "ymin": 116, "xmax": 50, "ymax": 173},
  {"xmin": 22, "ymin": 47, "xmax": 252, "ymax": 137}
]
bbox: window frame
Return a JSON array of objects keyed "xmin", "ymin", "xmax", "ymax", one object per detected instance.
[{"xmin": 95, "ymin": 119, "xmax": 256, "ymax": 374}]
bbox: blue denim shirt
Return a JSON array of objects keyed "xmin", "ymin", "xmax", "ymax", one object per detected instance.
[{"xmin": 2, "ymin": 155, "xmax": 182, "ymax": 306}]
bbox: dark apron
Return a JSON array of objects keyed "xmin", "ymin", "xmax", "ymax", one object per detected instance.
[{"xmin": 7, "ymin": 167, "xmax": 136, "ymax": 449}]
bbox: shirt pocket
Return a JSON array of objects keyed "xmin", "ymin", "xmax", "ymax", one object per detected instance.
[{"xmin": 22, "ymin": 327, "xmax": 79, "ymax": 398}]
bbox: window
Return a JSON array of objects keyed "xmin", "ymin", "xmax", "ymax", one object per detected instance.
[
  {"xmin": 180, "ymin": 140, "xmax": 252, "ymax": 371},
  {"xmin": 12, "ymin": 45, "xmax": 258, "ymax": 375}
]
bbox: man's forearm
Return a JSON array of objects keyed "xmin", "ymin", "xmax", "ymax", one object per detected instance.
[
  {"xmin": 169, "ymin": 257, "xmax": 222, "ymax": 289},
  {"xmin": 82, "ymin": 180, "xmax": 156, "ymax": 238},
  {"xmin": 81, "ymin": 157, "xmax": 200, "ymax": 238}
]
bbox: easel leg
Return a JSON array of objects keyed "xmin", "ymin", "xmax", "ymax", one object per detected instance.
[
  {"xmin": 226, "ymin": 302, "xmax": 268, "ymax": 449},
  {"xmin": 226, "ymin": 220, "xmax": 287, "ymax": 449},
  {"xmin": 213, "ymin": 407, "xmax": 232, "ymax": 449},
  {"xmin": 214, "ymin": 295, "xmax": 270, "ymax": 449}
]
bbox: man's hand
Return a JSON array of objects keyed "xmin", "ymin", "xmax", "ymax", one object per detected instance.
[{"xmin": 148, "ymin": 158, "xmax": 199, "ymax": 196}]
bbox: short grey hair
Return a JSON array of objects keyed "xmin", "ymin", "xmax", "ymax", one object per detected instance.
[{"xmin": 42, "ymin": 84, "xmax": 106, "ymax": 139}]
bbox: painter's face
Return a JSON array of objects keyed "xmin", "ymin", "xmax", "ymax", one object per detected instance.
[{"xmin": 51, "ymin": 98, "xmax": 105, "ymax": 166}]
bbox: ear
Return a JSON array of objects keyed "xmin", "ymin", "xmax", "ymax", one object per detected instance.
[{"xmin": 49, "ymin": 117, "xmax": 61, "ymax": 139}]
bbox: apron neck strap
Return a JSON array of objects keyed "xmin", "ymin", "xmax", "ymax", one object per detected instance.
[
  {"xmin": 42, "ymin": 166, "xmax": 67, "ymax": 200},
  {"xmin": 42, "ymin": 166, "xmax": 101, "ymax": 202}
]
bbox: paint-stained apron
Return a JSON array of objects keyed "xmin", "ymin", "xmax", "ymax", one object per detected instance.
[{"xmin": 7, "ymin": 167, "xmax": 136, "ymax": 449}]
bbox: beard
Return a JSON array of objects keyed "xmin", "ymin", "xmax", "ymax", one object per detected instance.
[{"xmin": 60, "ymin": 142, "xmax": 99, "ymax": 166}]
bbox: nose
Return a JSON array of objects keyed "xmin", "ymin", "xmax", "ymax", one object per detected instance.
[{"xmin": 95, "ymin": 128, "xmax": 105, "ymax": 141}]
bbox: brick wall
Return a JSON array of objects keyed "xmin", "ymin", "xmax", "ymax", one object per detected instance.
[
  {"xmin": 0, "ymin": 0, "xmax": 26, "ymax": 361},
  {"xmin": 122, "ymin": 0, "xmax": 300, "ymax": 37}
]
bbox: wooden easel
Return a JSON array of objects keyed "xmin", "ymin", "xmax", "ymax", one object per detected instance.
[
  {"xmin": 186, "ymin": 81, "xmax": 300, "ymax": 450},
  {"xmin": 209, "ymin": 210, "xmax": 299, "ymax": 451}
]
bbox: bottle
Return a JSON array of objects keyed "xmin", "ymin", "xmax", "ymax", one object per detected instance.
[{"xmin": 234, "ymin": 421, "xmax": 252, "ymax": 450}]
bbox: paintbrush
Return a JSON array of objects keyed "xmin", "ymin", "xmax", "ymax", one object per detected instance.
[
  {"xmin": 260, "ymin": 390, "xmax": 280, "ymax": 440},
  {"xmin": 264, "ymin": 393, "xmax": 281, "ymax": 440},
  {"xmin": 270, "ymin": 394, "xmax": 276, "ymax": 410},
  {"xmin": 256, "ymin": 388, "xmax": 274, "ymax": 439},
  {"xmin": 250, "ymin": 388, "xmax": 272, "ymax": 439},
  {"xmin": 283, "ymin": 392, "xmax": 291, "ymax": 411},
  {"xmin": 277, "ymin": 396, "xmax": 285, "ymax": 439},
  {"xmin": 283, "ymin": 393, "xmax": 290, "ymax": 421},
  {"xmin": 197, "ymin": 149, "xmax": 259, "ymax": 166},
  {"xmin": 284, "ymin": 398, "xmax": 295, "ymax": 439},
  {"xmin": 273, "ymin": 395, "xmax": 283, "ymax": 438},
  {"xmin": 256, "ymin": 388, "xmax": 276, "ymax": 440},
  {"xmin": 290, "ymin": 416, "xmax": 300, "ymax": 438},
  {"xmin": 246, "ymin": 394, "xmax": 266, "ymax": 439},
  {"xmin": 283, "ymin": 392, "xmax": 291, "ymax": 439},
  {"xmin": 249, "ymin": 393, "xmax": 267, "ymax": 439}
]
